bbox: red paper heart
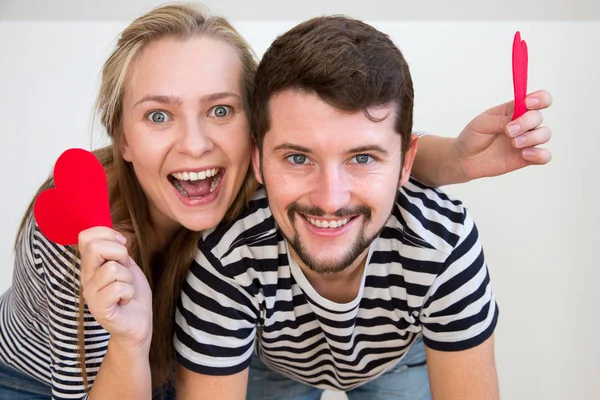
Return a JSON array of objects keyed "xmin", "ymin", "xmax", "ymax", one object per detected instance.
[
  {"xmin": 34, "ymin": 148, "xmax": 112, "ymax": 245},
  {"xmin": 512, "ymin": 31, "xmax": 528, "ymax": 120}
]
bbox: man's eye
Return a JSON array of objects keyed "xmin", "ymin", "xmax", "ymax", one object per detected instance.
[
  {"xmin": 286, "ymin": 154, "xmax": 310, "ymax": 165},
  {"xmin": 351, "ymin": 154, "xmax": 373, "ymax": 164},
  {"xmin": 146, "ymin": 111, "xmax": 170, "ymax": 124},
  {"xmin": 209, "ymin": 105, "xmax": 233, "ymax": 118}
]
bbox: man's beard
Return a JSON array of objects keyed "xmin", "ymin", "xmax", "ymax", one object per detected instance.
[{"xmin": 283, "ymin": 202, "xmax": 384, "ymax": 274}]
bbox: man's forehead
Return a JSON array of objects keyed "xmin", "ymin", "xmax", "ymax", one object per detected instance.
[
  {"xmin": 268, "ymin": 89, "xmax": 396, "ymax": 118},
  {"xmin": 267, "ymin": 91, "xmax": 397, "ymax": 138}
]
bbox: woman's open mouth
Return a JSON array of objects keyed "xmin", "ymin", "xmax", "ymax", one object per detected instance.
[{"xmin": 168, "ymin": 168, "xmax": 224, "ymax": 198}]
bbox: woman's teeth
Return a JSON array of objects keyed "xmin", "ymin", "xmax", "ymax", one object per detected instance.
[
  {"xmin": 171, "ymin": 168, "xmax": 219, "ymax": 181},
  {"xmin": 209, "ymin": 175, "xmax": 221, "ymax": 193}
]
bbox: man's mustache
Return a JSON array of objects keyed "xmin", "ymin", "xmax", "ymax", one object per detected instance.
[{"xmin": 287, "ymin": 203, "xmax": 372, "ymax": 222}]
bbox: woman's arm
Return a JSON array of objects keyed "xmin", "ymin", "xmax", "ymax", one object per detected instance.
[{"xmin": 31, "ymin": 219, "xmax": 152, "ymax": 399}]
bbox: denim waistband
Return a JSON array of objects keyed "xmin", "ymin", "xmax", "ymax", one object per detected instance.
[{"xmin": 0, "ymin": 360, "xmax": 51, "ymax": 397}]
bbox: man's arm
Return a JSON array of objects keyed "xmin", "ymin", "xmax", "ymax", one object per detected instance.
[
  {"xmin": 177, "ymin": 366, "xmax": 248, "ymax": 400},
  {"xmin": 173, "ymin": 245, "xmax": 259, "ymax": 400},
  {"xmin": 412, "ymin": 90, "xmax": 553, "ymax": 186},
  {"xmin": 418, "ymin": 201, "xmax": 499, "ymax": 399},
  {"xmin": 426, "ymin": 336, "xmax": 499, "ymax": 400}
]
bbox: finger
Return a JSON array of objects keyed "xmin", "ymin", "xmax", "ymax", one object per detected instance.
[
  {"xmin": 512, "ymin": 126, "xmax": 552, "ymax": 149},
  {"xmin": 106, "ymin": 282, "xmax": 135, "ymax": 309},
  {"xmin": 83, "ymin": 280, "xmax": 135, "ymax": 321},
  {"xmin": 505, "ymin": 110, "xmax": 544, "ymax": 138},
  {"xmin": 78, "ymin": 226, "xmax": 127, "ymax": 250},
  {"xmin": 522, "ymin": 147, "xmax": 552, "ymax": 165},
  {"xmin": 525, "ymin": 90, "xmax": 553, "ymax": 111},
  {"xmin": 83, "ymin": 261, "xmax": 134, "ymax": 294},
  {"xmin": 484, "ymin": 89, "xmax": 552, "ymax": 117},
  {"xmin": 80, "ymin": 240, "xmax": 130, "ymax": 288},
  {"xmin": 484, "ymin": 100, "xmax": 513, "ymax": 118},
  {"xmin": 465, "ymin": 111, "xmax": 512, "ymax": 136},
  {"xmin": 125, "ymin": 257, "xmax": 150, "ymax": 295}
]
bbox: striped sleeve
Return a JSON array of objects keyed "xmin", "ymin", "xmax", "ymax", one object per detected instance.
[
  {"xmin": 413, "ymin": 131, "xmax": 429, "ymax": 137},
  {"xmin": 31, "ymin": 220, "xmax": 108, "ymax": 400},
  {"xmin": 419, "ymin": 207, "xmax": 499, "ymax": 351},
  {"xmin": 174, "ymin": 247, "xmax": 260, "ymax": 375}
]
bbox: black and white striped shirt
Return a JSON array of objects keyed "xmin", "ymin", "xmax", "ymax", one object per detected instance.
[
  {"xmin": 0, "ymin": 215, "xmax": 106, "ymax": 399},
  {"xmin": 175, "ymin": 179, "xmax": 499, "ymax": 391}
]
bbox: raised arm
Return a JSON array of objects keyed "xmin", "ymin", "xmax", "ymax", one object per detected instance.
[
  {"xmin": 412, "ymin": 90, "xmax": 553, "ymax": 186},
  {"xmin": 77, "ymin": 227, "xmax": 153, "ymax": 400},
  {"xmin": 31, "ymin": 219, "xmax": 153, "ymax": 400}
]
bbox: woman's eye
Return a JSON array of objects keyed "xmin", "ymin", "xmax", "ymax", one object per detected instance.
[
  {"xmin": 286, "ymin": 154, "xmax": 310, "ymax": 165},
  {"xmin": 350, "ymin": 154, "xmax": 374, "ymax": 164},
  {"xmin": 146, "ymin": 111, "xmax": 170, "ymax": 124},
  {"xmin": 209, "ymin": 105, "xmax": 233, "ymax": 118}
]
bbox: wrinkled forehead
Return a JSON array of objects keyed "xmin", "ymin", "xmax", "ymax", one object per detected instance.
[
  {"xmin": 265, "ymin": 90, "xmax": 400, "ymax": 151},
  {"xmin": 124, "ymin": 36, "xmax": 245, "ymax": 103}
]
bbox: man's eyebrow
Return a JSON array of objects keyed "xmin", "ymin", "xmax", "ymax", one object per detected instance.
[
  {"xmin": 273, "ymin": 143, "xmax": 312, "ymax": 153},
  {"xmin": 347, "ymin": 145, "xmax": 389, "ymax": 155},
  {"xmin": 272, "ymin": 144, "xmax": 390, "ymax": 155},
  {"xmin": 133, "ymin": 92, "xmax": 241, "ymax": 108}
]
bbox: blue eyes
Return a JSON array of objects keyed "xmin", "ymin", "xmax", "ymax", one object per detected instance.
[
  {"xmin": 286, "ymin": 154, "xmax": 374, "ymax": 165},
  {"xmin": 351, "ymin": 155, "xmax": 373, "ymax": 164},
  {"xmin": 287, "ymin": 154, "xmax": 310, "ymax": 165},
  {"xmin": 209, "ymin": 105, "xmax": 233, "ymax": 118},
  {"xmin": 145, "ymin": 105, "xmax": 233, "ymax": 124},
  {"xmin": 147, "ymin": 111, "xmax": 170, "ymax": 123}
]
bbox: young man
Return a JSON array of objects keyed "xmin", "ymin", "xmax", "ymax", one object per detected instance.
[{"xmin": 175, "ymin": 16, "xmax": 509, "ymax": 400}]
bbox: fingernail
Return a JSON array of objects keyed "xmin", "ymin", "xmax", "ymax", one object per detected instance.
[
  {"xmin": 515, "ymin": 135, "xmax": 526, "ymax": 147},
  {"xmin": 508, "ymin": 124, "xmax": 520, "ymax": 137},
  {"xmin": 522, "ymin": 148, "xmax": 535, "ymax": 158},
  {"xmin": 115, "ymin": 232, "xmax": 127, "ymax": 245},
  {"xmin": 526, "ymin": 97, "xmax": 539, "ymax": 108}
]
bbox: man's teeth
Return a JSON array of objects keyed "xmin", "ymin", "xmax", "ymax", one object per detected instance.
[
  {"xmin": 171, "ymin": 168, "xmax": 219, "ymax": 181},
  {"xmin": 308, "ymin": 217, "xmax": 350, "ymax": 228}
]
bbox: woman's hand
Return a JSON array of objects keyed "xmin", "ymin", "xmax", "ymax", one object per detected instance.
[
  {"xmin": 78, "ymin": 227, "xmax": 153, "ymax": 351},
  {"xmin": 455, "ymin": 89, "xmax": 553, "ymax": 181}
]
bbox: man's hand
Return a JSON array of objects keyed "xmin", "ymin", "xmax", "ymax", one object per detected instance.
[{"xmin": 456, "ymin": 90, "xmax": 553, "ymax": 181}]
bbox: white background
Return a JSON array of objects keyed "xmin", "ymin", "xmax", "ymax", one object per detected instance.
[{"xmin": 0, "ymin": 1, "xmax": 598, "ymax": 399}]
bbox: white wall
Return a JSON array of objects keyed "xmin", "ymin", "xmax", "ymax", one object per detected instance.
[{"xmin": 0, "ymin": 12, "xmax": 598, "ymax": 400}]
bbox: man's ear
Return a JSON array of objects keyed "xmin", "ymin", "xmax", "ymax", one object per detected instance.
[
  {"xmin": 120, "ymin": 133, "xmax": 133, "ymax": 162},
  {"xmin": 251, "ymin": 142, "xmax": 264, "ymax": 185},
  {"xmin": 399, "ymin": 133, "xmax": 419, "ymax": 187}
]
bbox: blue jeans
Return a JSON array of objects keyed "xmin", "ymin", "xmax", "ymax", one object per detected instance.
[
  {"xmin": 0, "ymin": 360, "xmax": 175, "ymax": 400},
  {"xmin": 0, "ymin": 361, "xmax": 51, "ymax": 400},
  {"xmin": 247, "ymin": 336, "xmax": 431, "ymax": 400}
]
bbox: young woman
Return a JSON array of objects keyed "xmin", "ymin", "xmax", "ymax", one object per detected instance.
[{"xmin": 0, "ymin": 3, "xmax": 552, "ymax": 400}]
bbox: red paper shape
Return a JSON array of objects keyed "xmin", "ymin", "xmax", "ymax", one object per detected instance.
[
  {"xmin": 33, "ymin": 148, "xmax": 112, "ymax": 245},
  {"xmin": 512, "ymin": 31, "xmax": 528, "ymax": 120}
]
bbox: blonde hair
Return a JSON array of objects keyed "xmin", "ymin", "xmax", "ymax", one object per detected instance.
[{"xmin": 16, "ymin": 2, "xmax": 258, "ymax": 392}]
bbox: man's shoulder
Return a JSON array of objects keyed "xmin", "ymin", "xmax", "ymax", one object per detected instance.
[
  {"xmin": 386, "ymin": 177, "xmax": 469, "ymax": 254},
  {"xmin": 201, "ymin": 188, "xmax": 281, "ymax": 263}
]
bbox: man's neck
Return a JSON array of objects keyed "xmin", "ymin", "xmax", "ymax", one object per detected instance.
[{"xmin": 289, "ymin": 246, "xmax": 370, "ymax": 304}]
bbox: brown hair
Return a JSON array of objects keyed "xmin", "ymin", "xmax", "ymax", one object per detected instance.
[
  {"xmin": 15, "ymin": 3, "xmax": 258, "ymax": 392},
  {"xmin": 251, "ymin": 15, "xmax": 414, "ymax": 156}
]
